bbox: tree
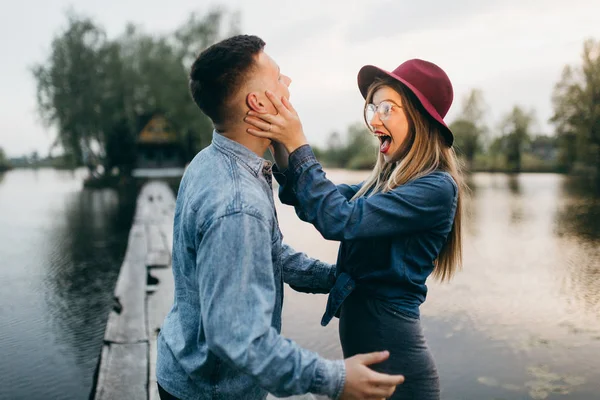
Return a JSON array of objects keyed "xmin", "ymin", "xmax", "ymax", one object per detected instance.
[
  {"xmin": 487, "ymin": 135, "xmax": 506, "ymax": 172},
  {"xmin": 317, "ymin": 123, "xmax": 377, "ymax": 169},
  {"xmin": 450, "ymin": 119, "xmax": 480, "ymax": 170},
  {"xmin": 0, "ymin": 147, "xmax": 9, "ymax": 170},
  {"xmin": 500, "ymin": 106, "xmax": 536, "ymax": 173},
  {"xmin": 345, "ymin": 123, "xmax": 378, "ymax": 169},
  {"xmin": 322, "ymin": 131, "xmax": 345, "ymax": 167},
  {"xmin": 32, "ymin": 14, "xmax": 109, "ymax": 167},
  {"xmin": 449, "ymin": 89, "xmax": 487, "ymax": 170},
  {"xmin": 550, "ymin": 38, "xmax": 600, "ymax": 179},
  {"xmin": 32, "ymin": 9, "xmax": 235, "ymax": 176}
]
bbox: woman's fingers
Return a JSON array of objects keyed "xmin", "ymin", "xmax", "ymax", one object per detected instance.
[
  {"xmin": 244, "ymin": 93, "xmax": 306, "ymax": 153},
  {"xmin": 265, "ymin": 90, "xmax": 290, "ymax": 116},
  {"xmin": 246, "ymin": 110, "xmax": 277, "ymax": 123},
  {"xmin": 244, "ymin": 116, "xmax": 272, "ymax": 132},
  {"xmin": 246, "ymin": 128, "xmax": 273, "ymax": 139},
  {"xmin": 281, "ymin": 96, "xmax": 296, "ymax": 114}
]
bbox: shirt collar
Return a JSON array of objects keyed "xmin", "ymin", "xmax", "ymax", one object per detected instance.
[{"xmin": 211, "ymin": 131, "xmax": 272, "ymax": 176}]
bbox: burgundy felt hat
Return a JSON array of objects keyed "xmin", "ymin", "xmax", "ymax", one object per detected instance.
[{"xmin": 357, "ymin": 59, "xmax": 454, "ymax": 146}]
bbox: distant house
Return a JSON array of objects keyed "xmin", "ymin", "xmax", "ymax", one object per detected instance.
[
  {"xmin": 133, "ymin": 114, "xmax": 186, "ymax": 178},
  {"xmin": 528, "ymin": 135, "xmax": 558, "ymax": 162}
]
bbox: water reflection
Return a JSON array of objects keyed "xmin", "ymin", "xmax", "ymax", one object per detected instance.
[
  {"xmin": 506, "ymin": 174, "xmax": 525, "ymax": 224},
  {"xmin": 555, "ymin": 177, "xmax": 600, "ymax": 241},
  {"xmin": 427, "ymin": 172, "xmax": 600, "ymax": 399},
  {"xmin": 277, "ymin": 171, "xmax": 600, "ymax": 400},
  {"xmin": 44, "ymin": 186, "xmax": 136, "ymax": 375},
  {"xmin": 507, "ymin": 173, "xmax": 522, "ymax": 195},
  {"xmin": 2, "ymin": 168, "xmax": 599, "ymax": 400},
  {"xmin": 0, "ymin": 169, "xmax": 136, "ymax": 400},
  {"xmin": 462, "ymin": 175, "xmax": 479, "ymax": 237}
]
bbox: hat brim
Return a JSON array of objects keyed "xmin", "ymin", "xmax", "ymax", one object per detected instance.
[{"xmin": 357, "ymin": 65, "xmax": 454, "ymax": 147}]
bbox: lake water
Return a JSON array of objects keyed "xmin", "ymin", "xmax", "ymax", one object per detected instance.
[
  {"xmin": 0, "ymin": 169, "xmax": 136, "ymax": 400},
  {"xmin": 277, "ymin": 171, "xmax": 600, "ymax": 400},
  {"xmin": 0, "ymin": 168, "xmax": 599, "ymax": 399}
]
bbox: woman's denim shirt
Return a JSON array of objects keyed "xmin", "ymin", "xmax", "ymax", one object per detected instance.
[{"xmin": 274, "ymin": 145, "xmax": 458, "ymax": 325}]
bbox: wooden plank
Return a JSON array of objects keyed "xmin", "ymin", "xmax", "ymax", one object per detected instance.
[
  {"xmin": 161, "ymin": 221, "xmax": 174, "ymax": 254},
  {"xmin": 146, "ymin": 250, "xmax": 170, "ymax": 268},
  {"xmin": 95, "ymin": 343, "xmax": 148, "ymax": 400},
  {"xmin": 149, "ymin": 332, "xmax": 160, "ymax": 400},
  {"xmin": 147, "ymin": 268, "xmax": 175, "ymax": 336},
  {"xmin": 147, "ymin": 224, "xmax": 167, "ymax": 252},
  {"xmin": 146, "ymin": 223, "xmax": 170, "ymax": 267},
  {"xmin": 146, "ymin": 197, "xmax": 175, "ymax": 399},
  {"xmin": 105, "ymin": 224, "xmax": 148, "ymax": 343},
  {"xmin": 95, "ymin": 180, "xmax": 177, "ymax": 400},
  {"xmin": 147, "ymin": 267, "xmax": 174, "ymax": 400},
  {"xmin": 125, "ymin": 224, "xmax": 148, "ymax": 264},
  {"xmin": 104, "ymin": 260, "xmax": 148, "ymax": 343}
]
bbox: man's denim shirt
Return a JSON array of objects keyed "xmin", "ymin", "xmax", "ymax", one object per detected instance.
[
  {"xmin": 156, "ymin": 132, "xmax": 345, "ymax": 400},
  {"xmin": 275, "ymin": 145, "xmax": 458, "ymax": 326}
]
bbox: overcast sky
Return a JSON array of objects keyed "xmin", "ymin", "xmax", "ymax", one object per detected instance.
[{"xmin": 1, "ymin": 0, "xmax": 599, "ymax": 157}]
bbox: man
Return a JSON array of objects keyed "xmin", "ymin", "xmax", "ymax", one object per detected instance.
[{"xmin": 156, "ymin": 34, "xmax": 404, "ymax": 400}]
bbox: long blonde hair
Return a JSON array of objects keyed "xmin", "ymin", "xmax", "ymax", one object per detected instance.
[{"xmin": 352, "ymin": 78, "xmax": 465, "ymax": 282}]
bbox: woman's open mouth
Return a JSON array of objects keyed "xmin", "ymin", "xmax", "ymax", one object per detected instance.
[{"xmin": 374, "ymin": 132, "xmax": 392, "ymax": 153}]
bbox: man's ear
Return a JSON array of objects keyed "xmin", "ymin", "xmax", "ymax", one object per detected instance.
[{"xmin": 246, "ymin": 92, "xmax": 267, "ymax": 113}]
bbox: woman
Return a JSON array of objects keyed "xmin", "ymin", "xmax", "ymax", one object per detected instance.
[{"xmin": 244, "ymin": 59, "xmax": 464, "ymax": 399}]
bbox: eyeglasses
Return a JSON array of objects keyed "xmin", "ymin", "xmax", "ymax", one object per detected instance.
[{"xmin": 365, "ymin": 100, "xmax": 401, "ymax": 123}]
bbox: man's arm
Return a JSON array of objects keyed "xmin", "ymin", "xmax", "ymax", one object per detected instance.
[
  {"xmin": 279, "ymin": 243, "xmax": 336, "ymax": 294},
  {"xmin": 197, "ymin": 211, "xmax": 345, "ymax": 398}
]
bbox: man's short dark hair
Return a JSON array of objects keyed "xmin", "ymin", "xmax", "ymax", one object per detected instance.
[{"xmin": 189, "ymin": 35, "xmax": 266, "ymax": 125}]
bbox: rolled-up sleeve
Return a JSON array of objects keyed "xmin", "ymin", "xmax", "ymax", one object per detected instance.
[
  {"xmin": 197, "ymin": 211, "xmax": 345, "ymax": 398},
  {"xmin": 279, "ymin": 243, "xmax": 336, "ymax": 293}
]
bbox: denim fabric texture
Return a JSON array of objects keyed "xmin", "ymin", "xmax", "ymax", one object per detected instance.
[
  {"xmin": 274, "ymin": 145, "xmax": 458, "ymax": 326},
  {"xmin": 156, "ymin": 132, "xmax": 345, "ymax": 400}
]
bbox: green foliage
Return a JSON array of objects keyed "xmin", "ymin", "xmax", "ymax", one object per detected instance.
[
  {"xmin": 30, "ymin": 17, "xmax": 598, "ymax": 180},
  {"xmin": 450, "ymin": 89, "xmax": 487, "ymax": 170},
  {"xmin": 0, "ymin": 147, "xmax": 10, "ymax": 171},
  {"xmin": 551, "ymin": 38, "xmax": 600, "ymax": 178},
  {"xmin": 451, "ymin": 119, "xmax": 480, "ymax": 168},
  {"xmin": 499, "ymin": 106, "xmax": 536, "ymax": 173},
  {"xmin": 316, "ymin": 123, "xmax": 378, "ymax": 170},
  {"xmin": 32, "ymin": 9, "xmax": 236, "ymax": 175}
]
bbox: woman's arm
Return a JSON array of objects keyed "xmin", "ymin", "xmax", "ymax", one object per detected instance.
[
  {"xmin": 244, "ymin": 92, "xmax": 456, "ymax": 240},
  {"xmin": 286, "ymin": 145, "xmax": 457, "ymax": 241},
  {"xmin": 271, "ymin": 142, "xmax": 363, "ymax": 207}
]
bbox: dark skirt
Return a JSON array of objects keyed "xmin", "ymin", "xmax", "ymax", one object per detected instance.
[{"xmin": 339, "ymin": 290, "xmax": 440, "ymax": 400}]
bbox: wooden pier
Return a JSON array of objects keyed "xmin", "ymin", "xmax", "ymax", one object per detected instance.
[
  {"xmin": 92, "ymin": 180, "xmax": 317, "ymax": 400},
  {"xmin": 93, "ymin": 181, "xmax": 175, "ymax": 400}
]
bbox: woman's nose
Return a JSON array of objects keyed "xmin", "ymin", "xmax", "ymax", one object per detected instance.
[{"xmin": 370, "ymin": 111, "xmax": 382, "ymax": 127}]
